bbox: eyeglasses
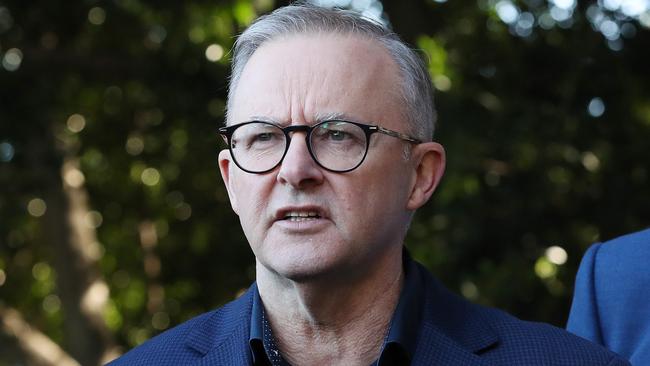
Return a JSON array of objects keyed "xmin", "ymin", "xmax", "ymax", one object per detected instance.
[{"xmin": 218, "ymin": 120, "xmax": 422, "ymax": 174}]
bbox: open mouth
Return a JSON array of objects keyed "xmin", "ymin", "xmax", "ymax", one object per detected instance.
[{"xmin": 282, "ymin": 211, "xmax": 322, "ymax": 222}]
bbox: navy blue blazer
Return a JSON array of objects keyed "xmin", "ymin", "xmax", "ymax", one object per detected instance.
[
  {"xmin": 110, "ymin": 261, "xmax": 628, "ymax": 365},
  {"xmin": 567, "ymin": 228, "xmax": 650, "ymax": 366}
]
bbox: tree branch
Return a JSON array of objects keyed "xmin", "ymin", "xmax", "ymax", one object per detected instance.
[{"xmin": 0, "ymin": 306, "xmax": 80, "ymax": 366}]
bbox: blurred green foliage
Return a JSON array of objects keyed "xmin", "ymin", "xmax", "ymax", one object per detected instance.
[{"xmin": 1, "ymin": 0, "xmax": 649, "ymax": 362}]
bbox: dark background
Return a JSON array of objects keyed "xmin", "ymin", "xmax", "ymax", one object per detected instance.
[{"xmin": 1, "ymin": 0, "xmax": 649, "ymax": 364}]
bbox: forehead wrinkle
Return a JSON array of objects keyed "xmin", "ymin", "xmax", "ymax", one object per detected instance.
[
  {"xmin": 288, "ymin": 55, "xmax": 324, "ymax": 125},
  {"xmin": 267, "ymin": 35, "xmax": 360, "ymax": 125}
]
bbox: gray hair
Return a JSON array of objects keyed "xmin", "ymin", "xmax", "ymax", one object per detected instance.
[{"xmin": 226, "ymin": 4, "xmax": 436, "ymax": 141}]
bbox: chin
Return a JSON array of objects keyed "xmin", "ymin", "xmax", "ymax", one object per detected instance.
[
  {"xmin": 262, "ymin": 252, "xmax": 353, "ymax": 284},
  {"xmin": 280, "ymin": 269, "xmax": 327, "ymax": 283}
]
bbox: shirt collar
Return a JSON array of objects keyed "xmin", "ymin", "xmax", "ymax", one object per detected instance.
[
  {"xmin": 377, "ymin": 249, "xmax": 424, "ymax": 364},
  {"xmin": 249, "ymin": 290, "xmax": 265, "ymax": 364},
  {"xmin": 248, "ymin": 249, "xmax": 424, "ymax": 365}
]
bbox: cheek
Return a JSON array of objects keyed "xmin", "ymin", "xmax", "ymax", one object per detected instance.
[
  {"xmin": 337, "ymin": 165, "xmax": 410, "ymax": 226},
  {"xmin": 237, "ymin": 194, "xmax": 271, "ymax": 249},
  {"xmin": 337, "ymin": 179, "xmax": 384, "ymax": 230},
  {"xmin": 230, "ymin": 173, "xmax": 273, "ymax": 219}
]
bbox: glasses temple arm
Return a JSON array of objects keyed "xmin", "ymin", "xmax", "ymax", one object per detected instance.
[{"xmin": 376, "ymin": 126, "xmax": 422, "ymax": 144}]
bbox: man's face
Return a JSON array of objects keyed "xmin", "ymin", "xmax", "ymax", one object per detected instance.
[{"xmin": 219, "ymin": 33, "xmax": 440, "ymax": 282}]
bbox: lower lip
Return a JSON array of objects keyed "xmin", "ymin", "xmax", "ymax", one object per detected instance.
[{"xmin": 273, "ymin": 217, "xmax": 330, "ymax": 232}]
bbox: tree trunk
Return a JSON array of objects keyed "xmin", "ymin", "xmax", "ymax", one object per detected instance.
[{"xmin": 35, "ymin": 129, "xmax": 116, "ymax": 365}]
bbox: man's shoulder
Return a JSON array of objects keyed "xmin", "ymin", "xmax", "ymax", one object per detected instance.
[
  {"xmin": 107, "ymin": 287, "xmax": 254, "ymax": 365},
  {"xmin": 597, "ymin": 227, "xmax": 650, "ymax": 258},
  {"xmin": 567, "ymin": 228, "xmax": 650, "ymax": 365},
  {"xmin": 479, "ymin": 305, "xmax": 629, "ymax": 365},
  {"xmin": 416, "ymin": 262, "xmax": 629, "ymax": 365},
  {"xmin": 579, "ymin": 227, "xmax": 650, "ymax": 285},
  {"xmin": 106, "ymin": 310, "xmax": 214, "ymax": 365}
]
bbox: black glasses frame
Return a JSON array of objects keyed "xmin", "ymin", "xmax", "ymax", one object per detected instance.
[{"xmin": 218, "ymin": 120, "xmax": 422, "ymax": 174}]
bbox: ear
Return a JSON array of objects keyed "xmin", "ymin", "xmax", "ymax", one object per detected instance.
[
  {"xmin": 218, "ymin": 149, "xmax": 240, "ymax": 215},
  {"xmin": 406, "ymin": 142, "xmax": 446, "ymax": 210}
]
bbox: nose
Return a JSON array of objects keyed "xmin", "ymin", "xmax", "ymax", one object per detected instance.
[{"xmin": 276, "ymin": 132, "xmax": 324, "ymax": 189}]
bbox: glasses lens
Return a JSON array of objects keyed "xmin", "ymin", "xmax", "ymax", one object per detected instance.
[
  {"xmin": 230, "ymin": 122, "xmax": 286, "ymax": 172},
  {"xmin": 310, "ymin": 121, "xmax": 367, "ymax": 171}
]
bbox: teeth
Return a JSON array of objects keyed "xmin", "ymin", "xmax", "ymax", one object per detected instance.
[
  {"xmin": 286, "ymin": 216, "xmax": 318, "ymax": 222},
  {"xmin": 284, "ymin": 211, "xmax": 320, "ymax": 220}
]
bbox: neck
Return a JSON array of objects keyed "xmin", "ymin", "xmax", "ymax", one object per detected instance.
[{"xmin": 256, "ymin": 245, "xmax": 404, "ymax": 366}]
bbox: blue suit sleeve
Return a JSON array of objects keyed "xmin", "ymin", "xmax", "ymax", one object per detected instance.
[{"xmin": 567, "ymin": 243, "xmax": 604, "ymax": 345}]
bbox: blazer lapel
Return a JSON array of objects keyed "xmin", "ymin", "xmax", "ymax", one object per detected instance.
[
  {"xmin": 411, "ymin": 323, "xmax": 492, "ymax": 365},
  {"xmin": 196, "ymin": 325, "xmax": 252, "ymax": 366},
  {"xmin": 185, "ymin": 285, "xmax": 256, "ymax": 366}
]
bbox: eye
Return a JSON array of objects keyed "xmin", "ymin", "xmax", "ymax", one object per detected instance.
[
  {"xmin": 327, "ymin": 129, "xmax": 349, "ymax": 141},
  {"xmin": 248, "ymin": 131, "xmax": 283, "ymax": 149},
  {"xmin": 255, "ymin": 132, "xmax": 275, "ymax": 141},
  {"xmin": 232, "ymin": 123, "xmax": 284, "ymax": 151}
]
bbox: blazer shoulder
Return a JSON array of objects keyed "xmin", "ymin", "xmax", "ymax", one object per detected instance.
[
  {"xmin": 106, "ymin": 286, "xmax": 254, "ymax": 365},
  {"xmin": 579, "ymin": 227, "xmax": 650, "ymax": 293},
  {"xmin": 482, "ymin": 307, "xmax": 630, "ymax": 365},
  {"xmin": 418, "ymin": 264, "xmax": 629, "ymax": 365},
  {"xmin": 597, "ymin": 227, "xmax": 650, "ymax": 259},
  {"xmin": 106, "ymin": 310, "xmax": 214, "ymax": 365},
  {"xmin": 568, "ymin": 229, "xmax": 650, "ymax": 365}
]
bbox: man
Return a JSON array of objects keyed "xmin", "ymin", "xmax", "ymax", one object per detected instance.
[
  {"xmin": 567, "ymin": 228, "xmax": 650, "ymax": 366},
  {"xmin": 109, "ymin": 4, "xmax": 629, "ymax": 365}
]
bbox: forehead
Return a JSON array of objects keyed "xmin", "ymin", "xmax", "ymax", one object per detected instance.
[{"xmin": 229, "ymin": 32, "xmax": 405, "ymax": 127}]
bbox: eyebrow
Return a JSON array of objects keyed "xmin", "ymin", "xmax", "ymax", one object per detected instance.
[
  {"xmin": 314, "ymin": 112, "xmax": 360, "ymax": 123},
  {"xmin": 246, "ymin": 112, "xmax": 362, "ymax": 125},
  {"xmin": 248, "ymin": 115, "xmax": 277, "ymax": 123}
]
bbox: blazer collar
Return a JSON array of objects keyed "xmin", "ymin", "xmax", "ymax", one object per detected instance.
[
  {"xmin": 182, "ymin": 263, "xmax": 500, "ymax": 365},
  {"xmin": 413, "ymin": 261, "xmax": 500, "ymax": 363}
]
